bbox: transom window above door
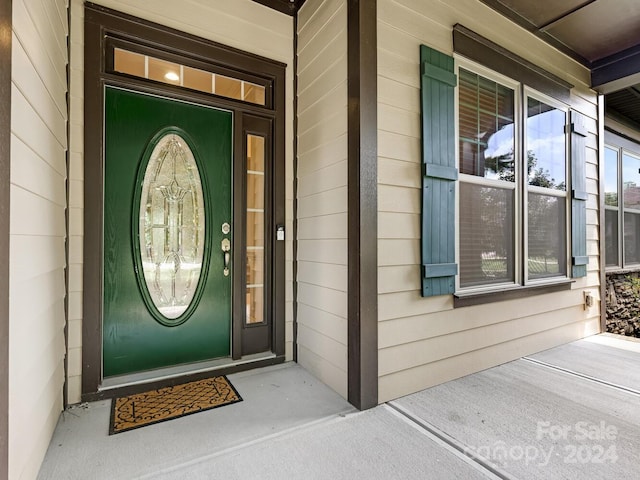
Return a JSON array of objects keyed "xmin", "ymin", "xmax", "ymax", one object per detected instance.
[
  {"xmin": 105, "ymin": 38, "xmax": 273, "ymax": 108},
  {"xmin": 114, "ymin": 48, "xmax": 266, "ymax": 105}
]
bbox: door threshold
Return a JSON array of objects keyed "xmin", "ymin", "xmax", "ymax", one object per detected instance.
[{"xmin": 100, "ymin": 352, "xmax": 276, "ymax": 391}]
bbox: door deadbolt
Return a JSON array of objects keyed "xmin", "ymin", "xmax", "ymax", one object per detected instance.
[{"xmin": 221, "ymin": 222, "xmax": 231, "ymax": 235}]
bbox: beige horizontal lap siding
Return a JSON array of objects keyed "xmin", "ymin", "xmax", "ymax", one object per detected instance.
[
  {"xmin": 67, "ymin": 0, "xmax": 294, "ymax": 403},
  {"xmin": 377, "ymin": 0, "xmax": 601, "ymax": 403},
  {"xmin": 10, "ymin": 0, "xmax": 68, "ymax": 478},
  {"xmin": 296, "ymin": 0, "xmax": 348, "ymax": 398}
]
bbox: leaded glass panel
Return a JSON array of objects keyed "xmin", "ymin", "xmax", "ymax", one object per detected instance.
[{"xmin": 139, "ymin": 133, "xmax": 205, "ymax": 319}]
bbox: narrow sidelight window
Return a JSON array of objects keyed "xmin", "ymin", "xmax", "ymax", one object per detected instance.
[{"xmin": 246, "ymin": 135, "xmax": 266, "ymax": 324}]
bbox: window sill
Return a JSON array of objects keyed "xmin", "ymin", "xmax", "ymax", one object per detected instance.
[
  {"xmin": 453, "ymin": 280, "xmax": 574, "ymax": 308},
  {"xmin": 605, "ymin": 267, "xmax": 640, "ymax": 275}
]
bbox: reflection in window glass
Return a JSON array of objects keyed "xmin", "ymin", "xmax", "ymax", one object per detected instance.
[
  {"xmin": 604, "ymin": 147, "xmax": 619, "ymax": 207},
  {"xmin": 623, "ymin": 152, "xmax": 640, "ymax": 210},
  {"xmin": 246, "ymin": 212, "xmax": 264, "ymax": 247},
  {"xmin": 458, "ymin": 69, "xmax": 515, "ymax": 180},
  {"xmin": 148, "ymin": 57, "xmax": 181, "ymax": 85},
  {"xmin": 528, "ymin": 193, "xmax": 566, "ymax": 279},
  {"xmin": 526, "ymin": 98, "xmax": 566, "ymax": 190},
  {"xmin": 456, "ymin": 66, "xmax": 572, "ymax": 290},
  {"xmin": 605, "ymin": 145, "xmax": 621, "ymax": 269},
  {"xmin": 459, "ymin": 183, "xmax": 515, "ymax": 287},
  {"xmin": 183, "ymin": 66, "xmax": 212, "ymax": 93},
  {"xmin": 624, "ymin": 212, "xmax": 640, "ymax": 264},
  {"xmin": 246, "ymin": 287, "xmax": 264, "ymax": 325},
  {"xmin": 244, "ymin": 83, "xmax": 266, "ymax": 105},
  {"xmin": 215, "ymin": 75, "xmax": 242, "ymax": 101},
  {"xmin": 246, "ymin": 135, "xmax": 265, "ymax": 324},
  {"xmin": 605, "ymin": 210, "xmax": 619, "ymax": 267},
  {"xmin": 114, "ymin": 49, "xmax": 145, "ymax": 77}
]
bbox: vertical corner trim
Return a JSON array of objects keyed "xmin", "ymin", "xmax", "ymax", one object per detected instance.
[
  {"xmin": 0, "ymin": 1, "xmax": 12, "ymax": 478},
  {"xmin": 292, "ymin": 13, "xmax": 299, "ymax": 363},
  {"xmin": 597, "ymin": 95, "xmax": 606, "ymax": 332},
  {"xmin": 347, "ymin": 0, "xmax": 378, "ymax": 410}
]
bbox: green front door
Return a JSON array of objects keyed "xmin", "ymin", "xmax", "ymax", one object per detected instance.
[{"xmin": 103, "ymin": 87, "xmax": 233, "ymax": 377}]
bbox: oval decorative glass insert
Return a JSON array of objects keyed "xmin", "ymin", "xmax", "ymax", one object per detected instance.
[{"xmin": 139, "ymin": 133, "xmax": 205, "ymax": 320}]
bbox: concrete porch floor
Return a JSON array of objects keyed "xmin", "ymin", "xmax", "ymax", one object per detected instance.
[{"xmin": 38, "ymin": 333, "xmax": 640, "ymax": 479}]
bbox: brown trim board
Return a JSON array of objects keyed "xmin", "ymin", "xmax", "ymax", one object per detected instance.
[
  {"xmin": 454, "ymin": 281, "xmax": 573, "ymax": 308},
  {"xmin": 82, "ymin": 3, "xmax": 103, "ymax": 398},
  {"xmin": 83, "ymin": 3, "xmax": 287, "ymax": 397},
  {"xmin": 347, "ymin": 0, "xmax": 378, "ymax": 410},
  {"xmin": 453, "ymin": 24, "xmax": 573, "ymax": 104},
  {"xmin": 232, "ymin": 112, "xmax": 244, "ymax": 361},
  {"xmin": 292, "ymin": 14, "xmax": 299, "ymax": 363},
  {"xmin": 592, "ymin": 45, "xmax": 640, "ymax": 92},
  {"xmin": 0, "ymin": 0, "xmax": 11, "ymax": 476},
  {"xmin": 598, "ymin": 95, "xmax": 606, "ymax": 332},
  {"xmin": 63, "ymin": 1, "xmax": 71, "ymax": 409},
  {"xmin": 239, "ymin": 114, "xmax": 276, "ymax": 356}
]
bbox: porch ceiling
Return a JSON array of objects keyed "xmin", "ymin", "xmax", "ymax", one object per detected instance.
[
  {"xmin": 478, "ymin": 0, "xmax": 640, "ymax": 127},
  {"xmin": 255, "ymin": 0, "xmax": 640, "ymax": 128}
]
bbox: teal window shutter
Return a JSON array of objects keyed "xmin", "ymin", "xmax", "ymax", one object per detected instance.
[
  {"xmin": 570, "ymin": 110, "xmax": 588, "ymax": 278},
  {"xmin": 420, "ymin": 45, "xmax": 458, "ymax": 296}
]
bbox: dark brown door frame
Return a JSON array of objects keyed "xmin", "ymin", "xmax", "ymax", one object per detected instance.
[
  {"xmin": 238, "ymin": 114, "xmax": 277, "ymax": 356},
  {"xmin": 82, "ymin": 4, "xmax": 286, "ymax": 400},
  {"xmin": 347, "ymin": 0, "xmax": 378, "ymax": 410},
  {"xmin": 0, "ymin": 0, "xmax": 11, "ymax": 477}
]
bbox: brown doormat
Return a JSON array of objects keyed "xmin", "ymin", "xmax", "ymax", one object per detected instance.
[{"xmin": 109, "ymin": 375, "xmax": 242, "ymax": 434}]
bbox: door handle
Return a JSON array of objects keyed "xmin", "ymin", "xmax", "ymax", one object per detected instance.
[{"xmin": 221, "ymin": 238, "xmax": 231, "ymax": 277}]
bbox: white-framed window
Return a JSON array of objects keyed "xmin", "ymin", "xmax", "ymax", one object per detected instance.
[
  {"xmin": 456, "ymin": 58, "xmax": 570, "ymax": 293},
  {"xmin": 605, "ymin": 139, "xmax": 640, "ymax": 269}
]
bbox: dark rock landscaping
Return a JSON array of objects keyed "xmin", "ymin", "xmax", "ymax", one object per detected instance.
[{"xmin": 606, "ymin": 272, "xmax": 640, "ymax": 337}]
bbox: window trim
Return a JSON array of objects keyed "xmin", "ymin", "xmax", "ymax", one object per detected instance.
[
  {"xmin": 605, "ymin": 132, "xmax": 640, "ymax": 271},
  {"xmin": 454, "ymin": 279, "xmax": 573, "ymax": 308},
  {"xmin": 454, "ymin": 56, "xmax": 571, "ymax": 295},
  {"xmin": 455, "ymin": 57, "xmax": 521, "ymax": 293},
  {"xmin": 452, "ymin": 24, "xmax": 573, "ymax": 103},
  {"xmin": 622, "ymin": 149, "xmax": 640, "ymax": 268},
  {"xmin": 523, "ymin": 87, "xmax": 570, "ymax": 285}
]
